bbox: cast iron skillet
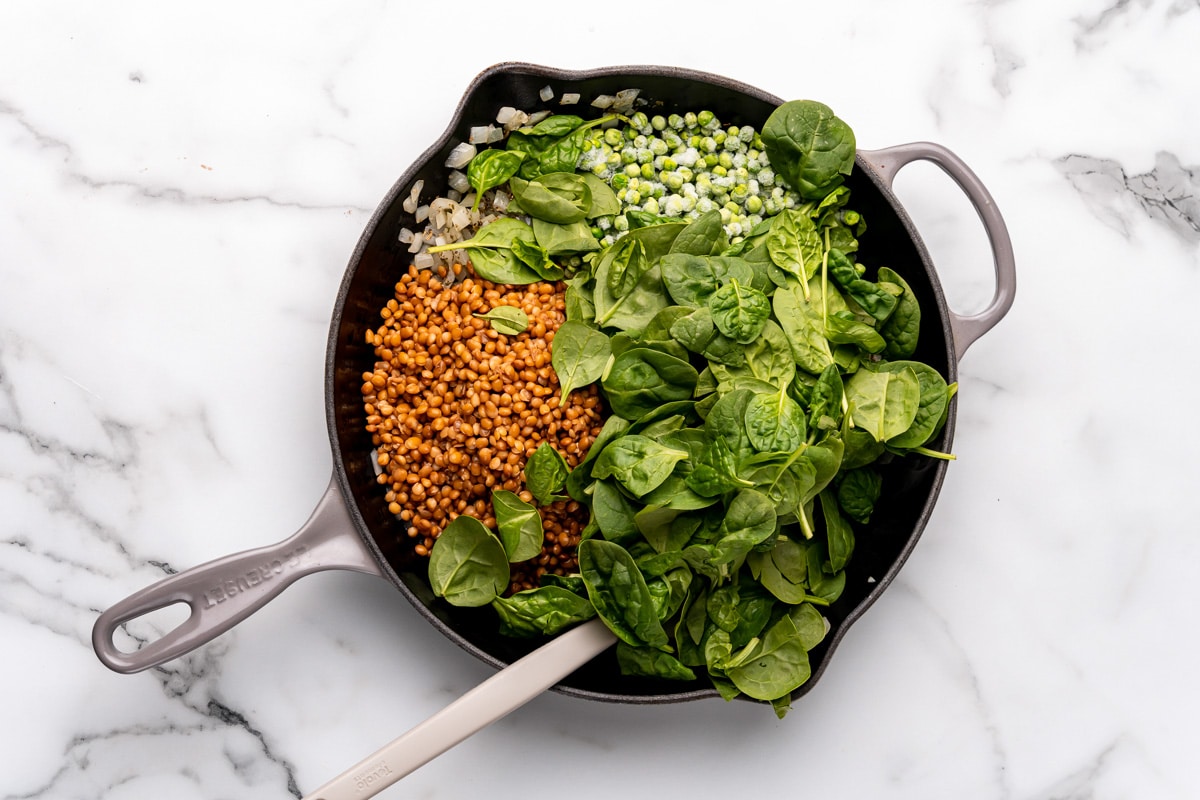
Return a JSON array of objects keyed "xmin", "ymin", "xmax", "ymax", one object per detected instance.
[{"xmin": 93, "ymin": 62, "xmax": 1015, "ymax": 704}]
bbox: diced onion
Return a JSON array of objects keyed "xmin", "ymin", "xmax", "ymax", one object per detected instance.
[
  {"xmin": 401, "ymin": 179, "xmax": 423, "ymax": 214},
  {"xmin": 448, "ymin": 169, "xmax": 470, "ymax": 193},
  {"xmin": 560, "ymin": 93, "xmax": 580, "ymax": 105},
  {"xmin": 469, "ymin": 125, "xmax": 494, "ymax": 144},
  {"xmin": 539, "ymin": 85, "xmax": 554, "ymax": 102},
  {"xmin": 591, "ymin": 94, "xmax": 614, "ymax": 109},
  {"xmin": 444, "ymin": 142, "xmax": 476, "ymax": 169}
]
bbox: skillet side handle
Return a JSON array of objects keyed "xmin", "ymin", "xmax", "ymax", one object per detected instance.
[
  {"xmin": 858, "ymin": 142, "xmax": 1016, "ymax": 359},
  {"xmin": 92, "ymin": 477, "xmax": 383, "ymax": 674}
]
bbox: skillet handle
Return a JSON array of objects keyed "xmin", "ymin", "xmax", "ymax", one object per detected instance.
[
  {"xmin": 92, "ymin": 477, "xmax": 383, "ymax": 674},
  {"xmin": 857, "ymin": 142, "xmax": 1016, "ymax": 359}
]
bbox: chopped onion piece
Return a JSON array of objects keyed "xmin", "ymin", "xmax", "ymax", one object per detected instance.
[
  {"xmin": 591, "ymin": 94, "xmax": 614, "ymax": 109},
  {"xmin": 407, "ymin": 232, "xmax": 424, "ymax": 254},
  {"xmin": 539, "ymin": 85, "xmax": 554, "ymax": 102},
  {"xmin": 560, "ymin": 92, "xmax": 580, "ymax": 105},
  {"xmin": 398, "ymin": 227, "xmax": 414, "ymax": 244},
  {"xmin": 527, "ymin": 110, "xmax": 551, "ymax": 125},
  {"xmin": 401, "ymin": 179, "xmax": 423, "ymax": 213},
  {"xmin": 486, "ymin": 126, "xmax": 505, "ymax": 143},
  {"xmin": 496, "ymin": 106, "xmax": 518, "ymax": 125},
  {"xmin": 613, "ymin": 89, "xmax": 641, "ymax": 114},
  {"xmin": 446, "ymin": 188, "xmax": 462, "ymax": 203},
  {"xmin": 468, "ymin": 125, "xmax": 494, "ymax": 144},
  {"xmin": 448, "ymin": 169, "xmax": 470, "ymax": 193},
  {"xmin": 450, "ymin": 205, "xmax": 471, "ymax": 230},
  {"xmin": 413, "ymin": 252, "xmax": 435, "ymax": 270},
  {"xmin": 444, "ymin": 142, "xmax": 476, "ymax": 169},
  {"xmin": 415, "ymin": 205, "xmax": 429, "ymax": 223}
]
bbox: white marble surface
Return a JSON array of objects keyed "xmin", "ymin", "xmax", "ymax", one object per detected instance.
[{"xmin": 3, "ymin": 1, "xmax": 1198, "ymax": 798}]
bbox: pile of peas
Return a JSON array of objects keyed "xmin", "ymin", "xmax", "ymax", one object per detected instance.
[
  {"xmin": 361, "ymin": 264, "xmax": 606, "ymax": 592},
  {"xmin": 577, "ymin": 109, "xmax": 806, "ymax": 242}
]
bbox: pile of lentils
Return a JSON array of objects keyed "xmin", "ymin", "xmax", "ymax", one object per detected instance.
[{"xmin": 360, "ymin": 264, "xmax": 606, "ymax": 591}]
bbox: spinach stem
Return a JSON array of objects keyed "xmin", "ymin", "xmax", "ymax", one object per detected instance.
[{"xmin": 912, "ymin": 446, "xmax": 956, "ymax": 461}]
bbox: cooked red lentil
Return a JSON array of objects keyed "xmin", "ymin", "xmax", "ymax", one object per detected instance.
[{"xmin": 361, "ymin": 263, "xmax": 605, "ymax": 592}]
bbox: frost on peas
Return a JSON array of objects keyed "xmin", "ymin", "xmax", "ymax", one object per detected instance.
[
  {"xmin": 675, "ymin": 148, "xmax": 700, "ymax": 168},
  {"xmin": 665, "ymin": 172, "xmax": 684, "ymax": 190},
  {"xmin": 649, "ymin": 138, "xmax": 668, "ymax": 156},
  {"xmin": 604, "ymin": 128, "xmax": 624, "ymax": 147},
  {"xmin": 681, "ymin": 195, "xmax": 697, "ymax": 213},
  {"xmin": 683, "ymin": 112, "xmax": 697, "ymax": 128},
  {"xmin": 624, "ymin": 163, "xmax": 641, "ymax": 178},
  {"xmin": 664, "ymin": 130, "xmax": 683, "ymax": 149},
  {"xmin": 697, "ymin": 197, "xmax": 715, "ymax": 213},
  {"xmin": 636, "ymin": 148, "xmax": 654, "ymax": 165},
  {"xmin": 738, "ymin": 125, "xmax": 755, "ymax": 143},
  {"xmin": 758, "ymin": 167, "xmax": 776, "ymax": 187},
  {"xmin": 662, "ymin": 195, "xmax": 685, "ymax": 217},
  {"xmin": 700, "ymin": 136, "xmax": 718, "ymax": 153},
  {"xmin": 640, "ymin": 162, "xmax": 655, "ymax": 179},
  {"xmin": 642, "ymin": 196, "xmax": 660, "ymax": 215},
  {"xmin": 718, "ymin": 152, "xmax": 734, "ymax": 169}
]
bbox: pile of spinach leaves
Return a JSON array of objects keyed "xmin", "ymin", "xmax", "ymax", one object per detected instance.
[{"xmin": 425, "ymin": 100, "xmax": 955, "ymax": 716}]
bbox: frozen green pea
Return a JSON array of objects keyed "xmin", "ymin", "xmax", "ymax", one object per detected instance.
[{"xmin": 651, "ymin": 115, "xmax": 667, "ymax": 131}]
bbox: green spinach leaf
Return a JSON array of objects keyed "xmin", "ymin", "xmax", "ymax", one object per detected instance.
[
  {"xmin": 578, "ymin": 539, "xmax": 670, "ymax": 650},
  {"xmin": 427, "ymin": 515, "xmax": 509, "ymax": 607}
]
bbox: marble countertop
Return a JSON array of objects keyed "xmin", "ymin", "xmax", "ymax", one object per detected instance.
[{"xmin": 4, "ymin": 2, "xmax": 1198, "ymax": 798}]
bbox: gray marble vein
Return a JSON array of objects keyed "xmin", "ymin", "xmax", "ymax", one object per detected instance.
[{"xmin": 1055, "ymin": 152, "xmax": 1200, "ymax": 242}]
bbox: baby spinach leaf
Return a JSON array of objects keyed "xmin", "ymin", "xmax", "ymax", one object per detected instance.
[
  {"xmin": 551, "ymin": 320, "xmax": 611, "ymax": 399},
  {"xmin": 467, "ymin": 149, "xmax": 526, "ymax": 211},
  {"xmin": 807, "ymin": 364, "xmax": 845, "ymax": 432},
  {"xmin": 591, "ymin": 478, "xmax": 641, "ymax": 546},
  {"xmin": 878, "ymin": 267, "xmax": 921, "ymax": 359},
  {"xmin": 491, "ymin": 489, "xmax": 544, "ymax": 562},
  {"xmin": 426, "ymin": 217, "xmax": 542, "ymax": 284},
  {"xmin": 825, "ymin": 310, "xmax": 886, "ymax": 353},
  {"xmin": 522, "ymin": 114, "xmax": 586, "ymax": 137},
  {"xmin": 660, "ymin": 254, "xmax": 754, "ymax": 308},
  {"xmin": 492, "ymin": 585, "xmax": 596, "ymax": 638},
  {"xmin": 788, "ymin": 603, "xmax": 828, "ymax": 651},
  {"xmin": 685, "ymin": 436, "xmax": 754, "ymax": 498},
  {"xmin": 616, "ymin": 642, "xmax": 696, "ymax": 681},
  {"xmin": 710, "ymin": 320, "xmax": 795, "ymax": 390},
  {"xmin": 581, "ymin": 172, "xmax": 620, "ymax": 217},
  {"xmin": 744, "ymin": 391, "xmax": 808, "ymax": 454},
  {"xmin": 708, "ymin": 279, "xmax": 771, "ymax": 344},
  {"xmin": 749, "ymin": 537, "xmax": 810, "ymax": 604},
  {"xmin": 712, "ymin": 488, "xmax": 778, "ymax": 565},
  {"xmin": 762, "ymin": 99, "xmax": 856, "ymax": 201},
  {"xmin": 725, "ymin": 613, "xmax": 813, "ymax": 701},
  {"xmin": 669, "ymin": 209, "xmax": 728, "ymax": 256},
  {"xmin": 427, "ymin": 515, "xmax": 509, "ymax": 607},
  {"xmin": 601, "ymin": 347, "xmax": 698, "ymax": 420},
  {"xmin": 837, "ymin": 466, "xmax": 882, "ymax": 524},
  {"xmin": 874, "ymin": 360, "xmax": 950, "ymax": 449},
  {"xmin": 827, "ymin": 249, "xmax": 898, "ymax": 322},
  {"xmin": 578, "ymin": 539, "xmax": 670, "ymax": 650},
  {"xmin": 510, "ymin": 172, "xmax": 591, "ymax": 224},
  {"xmin": 845, "ymin": 366, "xmax": 921, "ymax": 443},
  {"xmin": 564, "ymin": 274, "xmax": 596, "ymax": 323},
  {"xmin": 605, "ymin": 235, "xmax": 649, "ymax": 297},
  {"xmin": 805, "ymin": 541, "xmax": 846, "ymax": 603},
  {"xmin": 534, "ymin": 218, "xmax": 601, "ymax": 256},
  {"xmin": 772, "ymin": 279, "xmax": 837, "ymax": 375},
  {"xmin": 474, "ymin": 305, "xmax": 528, "ymax": 336},
  {"xmin": 819, "ymin": 489, "xmax": 854, "ymax": 573},
  {"xmin": 767, "ymin": 209, "xmax": 823, "ymax": 282},
  {"xmin": 591, "ymin": 434, "xmax": 689, "ymax": 496},
  {"xmin": 511, "ymin": 238, "xmax": 564, "ymax": 281},
  {"xmin": 524, "ymin": 442, "xmax": 570, "ymax": 506}
]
